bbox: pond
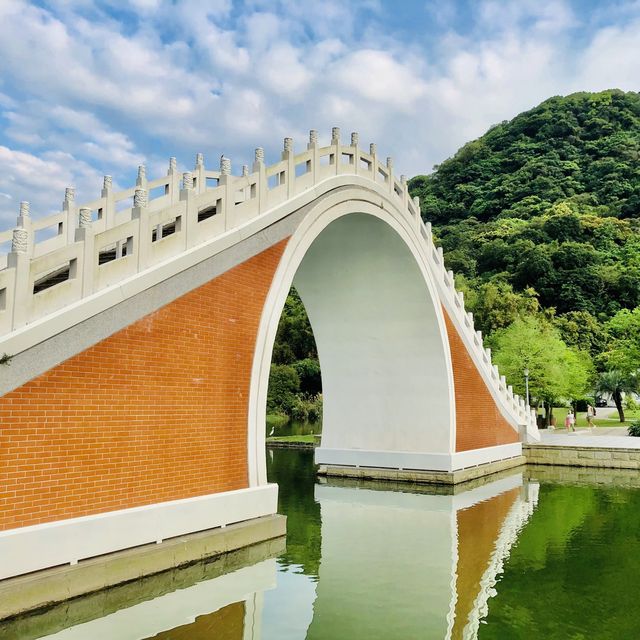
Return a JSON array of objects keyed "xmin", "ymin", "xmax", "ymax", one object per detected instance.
[{"xmin": 5, "ymin": 450, "xmax": 640, "ymax": 639}]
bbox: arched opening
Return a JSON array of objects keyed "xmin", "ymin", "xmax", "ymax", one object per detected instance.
[{"xmin": 250, "ymin": 200, "xmax": 455, "ymax": 486}]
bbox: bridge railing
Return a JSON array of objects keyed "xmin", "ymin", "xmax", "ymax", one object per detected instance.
[{"xmin": 0, "ymin": 128, "xmax": 537, "ymax": 436}]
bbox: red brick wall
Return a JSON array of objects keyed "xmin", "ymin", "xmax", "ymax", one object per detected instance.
[
  {"xmin": 443, "ymin": 309, "xmax": 519, "ymax": 452},
  {"xmin": 452, "ymin": 488, "xmax": 519, "ymax": 639},
  {"xmin": 0, "ymin": 241, "xmax": 287, "ymax": 531}
]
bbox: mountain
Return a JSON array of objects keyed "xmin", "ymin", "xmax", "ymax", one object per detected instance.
[{"xmin": 408, "ymin": 90, "xmax": 640, "ymax": 347}]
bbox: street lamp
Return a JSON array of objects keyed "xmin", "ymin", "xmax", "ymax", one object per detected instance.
[{"xmin": 524, "ymin": 368, "xmax": 530, "ymax": 407}]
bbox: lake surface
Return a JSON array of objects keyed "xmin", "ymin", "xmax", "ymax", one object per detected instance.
[{"xmin": 6, "ymin": 449, "xmax": 640, "ymax": 639}]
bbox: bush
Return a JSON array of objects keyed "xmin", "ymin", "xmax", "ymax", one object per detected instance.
[
  {"xmin": 267, "ymin": 364, "xmax": 300, "ymax": 413},
  {"xmin": 307, "ymin": 394, "xmax": 323, "ymax": 423},
  {"xmin": 628, "ymin": 420, "xmax": 640, "ymax": 437},
  {"xmin": 625, "ymin": 395, "xmax": 639, "ymax": 411},
  {"xmin": 290, "ymin": 398, "xmax": 309, "ymax": 422}
]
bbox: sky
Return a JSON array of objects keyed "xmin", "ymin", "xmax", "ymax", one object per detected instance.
[{"xmin": 0, "ymin": 0, "xmax": 638, "ymax": 227}]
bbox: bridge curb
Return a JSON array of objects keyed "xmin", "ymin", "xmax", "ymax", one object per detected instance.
[
  {"xmin": 317, "ymin": 455, "xmax": 526, "ymax": 486},
  {"xmin": 0, "ymin": 514, "xmax": 286, "ymax": 622}
]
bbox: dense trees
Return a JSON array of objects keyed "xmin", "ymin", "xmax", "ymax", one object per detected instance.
[{"xmin": 408, "ymin": 90, "xmax": 640, "ymax": 414}]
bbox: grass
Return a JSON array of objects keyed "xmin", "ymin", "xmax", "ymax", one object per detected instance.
[
  {"xmin": 266, "ymin": 434, "xmax": 317, "ymax": 443},
  {"xmin": 551, "ymin": 406, "xmax": 635, "ymax": 429}
]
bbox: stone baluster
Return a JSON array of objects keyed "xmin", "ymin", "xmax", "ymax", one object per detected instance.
[
  {"xmin": 242, "ymin": 164, "xmax": 249, "ymax": 177},
  {"xmin": 63, "ymin": 187, "xmax": 76, "ymax": 244},
  {"xmin": 400, "ymin": 174, "xmax": 408, "ymax": 210},
  {"xmin": 386, "ymin": 156, "xmax": 394, "ymax": 193},
  {"xmin": 194, "ymin": 153, "xmax": 205, "ymax": 194},
  {"xmin": 331, "ymin": 127, "xmax": 340, "ymax": 175},
  {"xmin": 282, "ymin": 137, "xmax": 294, "ymax": 198},
  {"xmin": 180, "ymin": 171, "xmax": 197, "ymax": 250},
  {"xmin": 132, "ymin": 187, "xmax": 149, "ymax": 270},
  {"xmin": 136, "ymin": 165, "xmax": 147, "ymax": 188},
  {"xmin": 253, "ymin": 147, "xmax": 267, "ymax": 214},
  {"xmin": 370, "ymin": 143, "xmax": 378, "ymax": 182},
  {"xmin": 351, "ymin": 132, "xmax": 360, "ymax": 175},
  {"xmin": 8, "ymin": 202, "xmax": 32, "ymax": 329},
  {"xmin": 76, "ymin": 207, "xmax": 94, "ymax": 297},
  {"xmin": 308, "ymin": 130, "xmax": 319, "ymax": 183},
  {"xmin": 220, "ymin": 156, "xmax": 232, "ymax": 231},
  {"xmin": 167, "ymin": 157, "xmax": 180, "ymax": 204},
  {"xmin": 102, "ymin": 175, "xmax": 115, "ymax": 229}
]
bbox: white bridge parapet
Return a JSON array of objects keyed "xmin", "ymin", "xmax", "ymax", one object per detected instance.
[{"xmin": 0, "ymin": 128, "xmax": 539, "ymax": 441}]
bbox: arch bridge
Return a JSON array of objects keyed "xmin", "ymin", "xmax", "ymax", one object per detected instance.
[{"xmin": 0, "ymin": 128, "xmax": 539, "ymax": 581}]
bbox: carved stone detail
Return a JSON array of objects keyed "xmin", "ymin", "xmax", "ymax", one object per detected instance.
[
  {"xmin": 220, "ymin": 157, "xmax": 231, "ymax": 176},
  {"xmin": 134, "ymin": 188, "xmax": 148, "ymax": 208},
  {"xmin": 79, "ymin": 208, "xmax": 92, "ymax": 228},
  {"xmin": 182, "ymin": 172, "xmax": 193, "ymax": 189},
  {"xmin": 255, "ymin": 147, "xmax": 265, "ymax": 163},
  {"xmin": 12, "ymin": 227, "xmax": 28, "ymax": 254},
  {"xmin": 309, "ymin": 130, "xmax": 318, "ymax": 145},
  {"xmin": 103, "ymin": 175, "xmax": 112, "ymax": 190},
  {"xmin": 284, "ymin": 137, "xmax": 293, "ymax": 153},
  {"xmin": 19, "ymin": 201, "xmax": 30, "ymax": 217}
]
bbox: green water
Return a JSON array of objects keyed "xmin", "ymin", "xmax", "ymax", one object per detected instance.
[{"xmin": 9, "ymin": 450, "xmax": 640, "ymax": 639}]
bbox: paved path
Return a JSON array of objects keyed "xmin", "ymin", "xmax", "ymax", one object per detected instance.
[{"xmin": 538, "ymin": 428, "xmax": 640, "ymax": 449}]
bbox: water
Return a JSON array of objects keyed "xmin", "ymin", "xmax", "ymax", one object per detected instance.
[{"xmin": 5, "ymin": 450, "xmax": 640, "ymax": 639}]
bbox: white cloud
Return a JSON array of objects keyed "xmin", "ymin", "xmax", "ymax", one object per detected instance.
[{"xmin": 0, "ymin": 0, "xmax": 638, "ymax": 232}]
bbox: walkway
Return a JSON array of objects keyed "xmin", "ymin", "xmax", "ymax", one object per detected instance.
[{"xmin": 538, "ymin": 428, "xmax": 640, "ymax": 449}]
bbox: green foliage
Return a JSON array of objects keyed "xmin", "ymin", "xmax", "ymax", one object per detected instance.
[
  {"xmin": 596, "ymin": 369, "xmax": 638, "ymax": 422},
  {"xmin": 267, "ymin": 364, "xmax": 300, "ymax": 414},
  {"xmin": 410, "ymin": 90, "xmax": 640, "ymax": 331},
  {"xmin": 272, "ymin": 288, "xmax": 318, "ymax": 365},
  {"xmin": 628, "ymin": 421, "xmax": 640, "ymax": 437},
  {"xmin": 491, "ymin": 316, "xmax": 593, "ymax": 405},
  {"xmin": 600, "ymin": 307, "xmax": 640, "ymax": 376}
]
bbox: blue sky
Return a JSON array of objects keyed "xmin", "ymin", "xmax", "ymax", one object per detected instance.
[{"xmin": 0, "ymin": 0, "xmax": 638, "ymax": 226}]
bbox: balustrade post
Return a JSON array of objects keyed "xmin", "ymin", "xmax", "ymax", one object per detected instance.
[
  {"xmin": 102, "ymin": 175, "xmax": 115, "ymax": 229},
  {"xmin": 413, "ymin": 195, "xmax": 421, "ymax": 231},
  {"xmin": 386, "ymin": 157, "xmax": 394, "ymax": 194},
  {"xmin": 400, "ymin": 174, "xmax": 408, "ymax": 211},
  {"xmin": 253, "ymin": 148, "xmax": 266, "ymax": 214},
  {"xmin": 351, "ymin": 132, "xmax": 360, "ymax": 176},
  {"xmin": 194, "ymin": 153, "xmax": 205, "ymax": 194},
  {"xmin": 63, "ymin": 187, "xmax": 77, "ymax": 244},
  {"xmin": 370, "ymin": 143, "xmax": 378, "ymax": 182},
  {"xmin": 132, "ymin": 187, "xmax": 149, "ymax": 270},
  {"xmin": 220, "ymin": 156, "xmax": 233, "ymax": 231},
  {"xmin": 7, "ymin": 208, "xmax": 31, "ymax": 329},
  {"xmin": 331, "ymin": 127, "xmax": 340, "ymax": 175},
  {"xmin": 282, "ymin": 137, "xmax": 295, "ymax": 198},
  {"xmin": 75, "ymin": 207, "xmax": 95, "ymax": 297},
  {"xmin": 308, "ymin": 130, "xmax": 319, "ymax": 184},
  {"xmin": 167, "ymin": 157, "xmax": 180, "ymax": 204},
  {"xmin": 180, "ymin": 171, "xmax": 197, "ymax": 249}
]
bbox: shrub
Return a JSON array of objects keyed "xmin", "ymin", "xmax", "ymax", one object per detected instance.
[{"xmin": 628, "ymin": 420, "xmax": 640, "ymax": 437}]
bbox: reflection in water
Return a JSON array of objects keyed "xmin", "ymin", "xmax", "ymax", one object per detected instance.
[{"xmin": 8, "ymin": 449, "xmax": 544, "ymax": 640}]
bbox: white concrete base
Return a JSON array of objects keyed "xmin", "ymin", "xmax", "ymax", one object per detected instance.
[
  {"xmin": 0, "ymin": 484, "xmax": 278, "ymax": 580},
  {"xmin": 315, "ymin": 442, "xmax": 522, "ymax": 472}
]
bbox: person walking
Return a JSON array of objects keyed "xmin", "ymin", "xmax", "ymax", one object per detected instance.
[
  {"xmin": 587, "ymin": 404, "xmax": 596, "ymax": 429},
  {"xmin": 565, "ymin": 409, "xmax": 576, "ymax": 432}
]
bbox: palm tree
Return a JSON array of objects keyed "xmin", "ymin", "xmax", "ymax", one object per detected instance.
[{"xmin": 595, "ymin": 370, "xmax": 638, "ymax": 423}]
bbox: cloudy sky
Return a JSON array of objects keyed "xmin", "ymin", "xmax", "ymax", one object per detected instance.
[{"xmin": 0, "ymin": 0, "xmax": 638, "ymax": 226}]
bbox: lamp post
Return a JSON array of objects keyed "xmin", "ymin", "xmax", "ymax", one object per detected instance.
[{"xmin": 524, "ymin": 368, "xmax": 530, "ymax": 407}]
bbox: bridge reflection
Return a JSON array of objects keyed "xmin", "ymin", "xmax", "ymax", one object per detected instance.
[{"xmin": 12, "ymin": 471, "xmax": 537, "ymax": 640}]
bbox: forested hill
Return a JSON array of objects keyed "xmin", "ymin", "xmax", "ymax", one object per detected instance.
[{"xmin": 408, "ymin": 90, "xmax": 640, "ymax": 342}]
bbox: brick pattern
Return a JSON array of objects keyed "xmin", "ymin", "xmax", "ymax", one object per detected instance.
[
  {"xmin": 0, "ymin": 240, "xmax": 288, "ymax": 531},
  {"xmin": 452, "ymin": 488, "xmax": 519, "ymax": 639},
  {"xmin": 443, "ymin": 309, "xmax": 519, "ymax": 452}
]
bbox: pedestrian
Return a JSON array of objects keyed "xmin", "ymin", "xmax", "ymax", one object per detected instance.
[
  {"xmin": 587, "ymin": 404, "xmax": 596, "ymax": 429},
  {"xmin": 565, "ymin": 409, "xmax": 576, "ymax": 432}
]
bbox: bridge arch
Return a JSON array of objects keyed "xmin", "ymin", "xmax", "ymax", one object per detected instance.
[{"xmin": 248, "ymin": 189, "xmax": 456, "ymax": 486}]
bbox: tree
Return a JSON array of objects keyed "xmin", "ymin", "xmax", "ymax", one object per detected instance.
[
  {"xmin": 601, "ymin": 307, "xmax": 640, "ymax": 376},
  {"xmin": 595, "ymin": 370, "xmax": 638, "ymax": 422},
  {"xmin": 491, "ymin": 317, "xmax": 593, "ymax": 424}
]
